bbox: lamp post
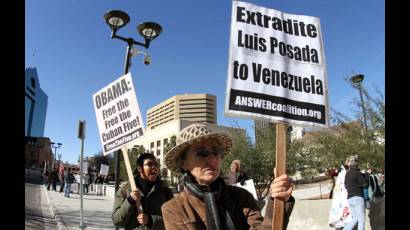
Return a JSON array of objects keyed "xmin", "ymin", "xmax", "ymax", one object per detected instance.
[
  {"xmin": 350, "ymin": 74, "xmax": 371, "ymax": 165},
  {"xmin": 350, "ymin": 74, "xmax": 368, "ymax": 131},
  {"xmin": 57, "ymin": 153, "xmax": 62, "ymax": 171},
  {"xmin": 103, "ymin": 10, "xmax": 162, "ymax": 196},
  {"xmin": 50, "ymin": 142, "xmax": 62, "ymax": 171}
]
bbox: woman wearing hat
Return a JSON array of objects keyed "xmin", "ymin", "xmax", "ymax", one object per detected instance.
[
  {"xmin": 344, "ymin": 155, "xmax": 367, "ymax": 230},
  {"xmin": 161, "ymin": 123, "xmax": 294, "ymax": 230},
  {"xmin": 228, "ymin": 159, "xmax": 249, "ymax": 185},
  {"xmin": 112, "ymin": 153, "xmax": 174, "ymax": 229}
]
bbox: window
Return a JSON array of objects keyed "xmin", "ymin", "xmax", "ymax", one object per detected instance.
[
  {"xmin": 163, "ymin": 138, "xmax": 169, "ymax": 153},
  {"xmin": 157, "ymin": 150, "xmax": 161, "ymax": 156},
  {"xmin": 31, "ymin": 78, "xmax": 36, "ymax": 88},
  {"xmin": 157, "ymin": 140, "xmax": 161, "ymax": 147}
]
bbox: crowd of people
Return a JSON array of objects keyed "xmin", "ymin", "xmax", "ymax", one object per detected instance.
[
  {"xmin": 41, "ymin": 123, "xmax": 385, "ymax": 229},
  {"xmin": 328, "ymin": 155, "xmax": 385, "ymax": 230},
  {"xmin": 43, "ymin": 167, "xmax": 111, "ymax": 198}
]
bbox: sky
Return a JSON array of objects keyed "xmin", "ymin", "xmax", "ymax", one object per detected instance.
[{"xmin": 25, "ymin": 0, "xmax": 385, "ymax": 165}]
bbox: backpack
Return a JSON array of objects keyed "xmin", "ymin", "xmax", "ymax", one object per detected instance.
[{"xmin": 368, "ymin": 174, "xmax": 383, "ymax": 201}]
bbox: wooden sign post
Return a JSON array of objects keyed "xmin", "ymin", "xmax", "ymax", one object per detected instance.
[
  {"xmin": 121, "ymin": 146, "xmax": 143, "ymax": 212},
  {"xmin": 272, "ymin": 123, "xmax": 287, "ymax": 230}
]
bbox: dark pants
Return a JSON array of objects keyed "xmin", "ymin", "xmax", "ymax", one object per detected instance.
[
  {"xmin": 47, "ymin": 180, "xmax": 51, "ymax": 190},
  {"xmin": 59, "ymin": 181, "xmax": 65, "ymax": 192},
  {"xmin": 84, "ymin": 184, "xmax": 89, "ymax": 193},
  {"xmin": 52, "ymin": 180, "xmax": 57, "ymax": 191}
]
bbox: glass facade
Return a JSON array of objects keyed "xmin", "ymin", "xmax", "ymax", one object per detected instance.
[{"xmin": 25, "ymin": 68, "xmax": 48, "ymax": 137}]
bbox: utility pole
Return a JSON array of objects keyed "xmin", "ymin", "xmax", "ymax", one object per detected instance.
[{"xmin": 78, "ymin": 120, "xmax": 86, "ymax": 229}]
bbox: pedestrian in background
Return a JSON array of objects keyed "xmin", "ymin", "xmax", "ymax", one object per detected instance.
[
  {"xmin": 59, "ymin": 169, "xmax": 65, "ymax": 193},
  {"xmin": 367, "ymin": 168, "xmax": 385, "ymax": 230},
  {"xmin": 46, "ymin": 171, "xmax": 52, "ymax": 190},
  {"xmin": 361, "ymin": 169, "xmax": 370, "ymax": 209},
  {"xmin": 64, "ymin": 168, "xmax": 76, "ymax": 198},
  {"xmin": 344, "ymin": 155, "xmax": 367, "ymax": 230},
  {"xmin": 50, "ymin": 169, "xmax": 58, "ymax": 191},
  {"xmin": 328, "ymin": 165, "xmax": 339, "ymax": 199},
  {"xmin": 88, "ymin": 172, "xmax": 95, "ymax": 192},
  {"xmin": 43, "ymin": 170, "xmax": 49, "ymax": 188},
  {"xmin": 95, "ymin": 174, "xmax": 104, "ymax": 195},
  {"xmin": 227, "ymin": 159, "xmax": 249, "ymax": 185},
  {"xmin": 112, "ymin": 153, "xmax": 173, "ymax": 229},
  {"xmin": 74, "ymin": 170, "xmax": 81, "ymax": 194},
  {"xmin": 161, "ymin": 123, "xmax": 294, "ymax": 229},
  {"xmin": 83, "ymin": 173, "xmax": 90, "ymax": 194}
]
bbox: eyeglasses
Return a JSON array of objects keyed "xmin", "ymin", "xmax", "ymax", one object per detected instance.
[
  {"xmin": 195, "ymin": 147, "xmax": 224, "ymax": 159},
  {"xmin": 143, "ymin": 162, "xmax": 159, "ymax": 168}
]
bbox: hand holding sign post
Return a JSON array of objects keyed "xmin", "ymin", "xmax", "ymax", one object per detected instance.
[
  {"xmin": 272, "ymin": 123, "xmax": 286, "ymax": 230},
  {"xmin": 121, "ymin": 146, "xmax": 143, "ymax": 212}
]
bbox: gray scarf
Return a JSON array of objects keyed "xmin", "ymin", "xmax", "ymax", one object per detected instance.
[{"xmin": 183, "ymin": 172, "xmax": 235, "ymax": 230}]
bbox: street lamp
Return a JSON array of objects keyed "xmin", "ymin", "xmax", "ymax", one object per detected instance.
[
  {"xmin": 103, "ymin": 9, "xmax": 163, "ymax": 195},
  {"xmin": 350, "ymin": 74, "xmax": 371, "ymax": 166},
  {"xmin": 104, "ymin": 9, "xmax": 162, "ymax": 73},
  {"xmin": 350, "ymin": 74, "xmax": 368, "ymax": 130},
  {"xmin": 50, "ymin": 142, "xmax": 62, "ymax": 171}
]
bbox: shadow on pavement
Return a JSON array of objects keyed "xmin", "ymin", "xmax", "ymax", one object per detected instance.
[
  {"xmin": 57, "ymin": 209, "xmax": 114, "ymax": 229},
  {"xmin": 25, "ymin": 207, "xmax": 57, "ymax": 229}
]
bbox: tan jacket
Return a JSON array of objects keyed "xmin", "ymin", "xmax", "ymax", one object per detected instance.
[{"xmin": 161, "ymin": 184, "xmax": 294, "ymax": 230}]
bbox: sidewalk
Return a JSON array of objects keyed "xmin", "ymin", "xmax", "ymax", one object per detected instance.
[{"xmin": 44, "ymin": 185, "xmax": 115, "ymax": 230}]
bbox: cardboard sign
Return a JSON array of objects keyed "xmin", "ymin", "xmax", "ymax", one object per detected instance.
[
  {"xmin": 100, "ymin": 163, "xmax": 109, "ymax": 176},
  {"xmin": 328, "ymin": 166, "xmax": 352, "ymax": 228},
  {"xmin": 93, "ymin": 73, "xmax": 145, "ymax": 155},
  {"xmin": 225, "ymin": 1, "xmax": 329, "ymax": 128}
]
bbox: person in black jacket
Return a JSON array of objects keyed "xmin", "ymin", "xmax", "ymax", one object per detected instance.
[
  {"xmin": 112, "ymin": 153, "xmax": 173, "ymax": 229},
  {"xmin": 95, "ymin": 174, "xmax": 104, "ymax": 195},
  {"xmin": 344, "ymin": 156, "xmax": 367, "ymax": 230}
]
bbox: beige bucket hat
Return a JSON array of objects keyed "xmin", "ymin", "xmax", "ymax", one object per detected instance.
[
  {"xmin": 164, "ymin": 123, "xmax": 233, "ymax": 173},
  {"xmin": 347, "ymin": 155, "xmax": 359, "ymax": 166}
]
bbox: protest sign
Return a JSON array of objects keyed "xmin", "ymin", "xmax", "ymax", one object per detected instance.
[
  {"xmin": 93, "ymin": 73, "xmax": 145, "ymax": 155},
  {"xmin": 100, "ymin": 163, "xmax": 109, "ymax": 176},
  {"xmin": 328, "ymin": 166, "xmax": 352, "ymax": 228},
  {"xmin": 225, "ymin": 0, "xmax": 329, "ymax": 128}
]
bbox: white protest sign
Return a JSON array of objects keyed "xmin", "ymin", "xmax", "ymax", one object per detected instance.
[
  {"xmin": 225, "ymin": 1, "xmax": 329, "ymax": 128},
  {"xmin": 78, "ymin": 161, "xmax": 88, "ymax": 172},
  {"xmin": 100, "ymin": 163, "xmax": 109, "ymax": 176},
  {"xmin": 93, "ymin": 73, "xmax": 145, "ymax": 155},
  {"xmin": 233, "ymin": 179, "xmax": 258, "ymax": 200},
  {"xmin": 328, "ymin": 166, "xmax": 352, "ymax": 228},
  {"xmin": 74, "ymin": 174, "xmax": 81, "ymax": 183}
]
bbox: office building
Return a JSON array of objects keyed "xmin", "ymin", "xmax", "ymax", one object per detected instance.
[
  {"xmin": 146, "ymin": 93, "xmax": 216, "ymax": 130},
  {"xmin": 25, "ymin": 67, "xmax": 48, "ymax": 137}
]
